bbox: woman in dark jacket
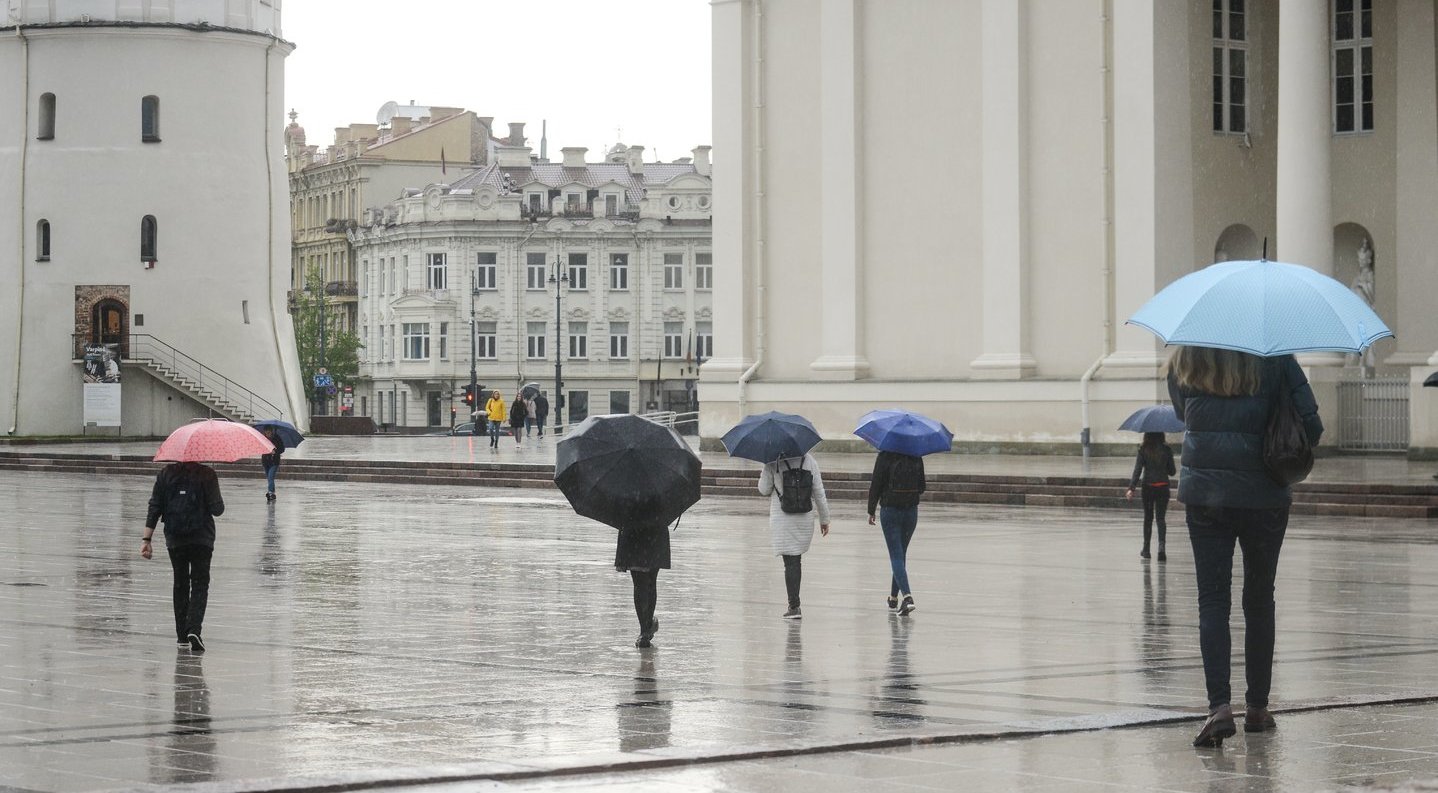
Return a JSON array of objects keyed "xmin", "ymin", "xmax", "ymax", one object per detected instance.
[
  {"xmin": 508, "ymin": 396, "xmax": 528, "ymax": 449},
  {"xmin": 1126, "ymin": 432, "xmax": 1176, "ymax": 561},
  {"xmin": 1168, "ymin": 346, "xmax": 1323, "ymax": 747},
  {"xmin": 866, "ymin": 451, "xmax": 926, "ymax": 616},
  {"xmin": 616, "ymin": 520, "xmax": 670, "ymax": 647}
]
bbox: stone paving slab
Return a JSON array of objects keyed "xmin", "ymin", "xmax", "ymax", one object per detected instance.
[{"xmin": 4, "ymin": 468, "xmax": 1438, "ymax": 792}]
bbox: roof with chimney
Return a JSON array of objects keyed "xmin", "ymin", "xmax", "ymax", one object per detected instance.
[{"xmin": 450, "ymin": 162, "xmax": 700, "ymax": 205}]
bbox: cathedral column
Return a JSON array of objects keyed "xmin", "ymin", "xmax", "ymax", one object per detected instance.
[{"xmin": 1276, "ymin": 0, "xmax": 1333, "ymax": 273}]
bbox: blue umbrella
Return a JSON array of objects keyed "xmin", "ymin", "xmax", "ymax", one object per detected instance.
[
  {"xmin": 854, "ymin": 410, "xmax": 953, "ymax": 456},
  {"xmin": 1127, "ymin": 259, "xmax": 1393, "ymax": 356},
  {"xmin": 721, "ymin": 411, "xmax": 822, "ymax": 463},
  {"xmin": 252, "ymin": 419, "xmax": 304, "ymax": 448},
  {"xmin": 1118, "ymin": 405, "xmax": 1185, "ymax": 434}
]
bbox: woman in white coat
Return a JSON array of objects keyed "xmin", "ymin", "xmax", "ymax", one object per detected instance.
[{"xmin": 758, "ymin": 453, "xmax": 831, "ymax": 619}]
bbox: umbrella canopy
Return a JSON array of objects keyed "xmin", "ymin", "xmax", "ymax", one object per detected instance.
[
  {"xmin": 1425, "ymin": 371, "xmax": 1438, "ymax": 388},
  {"xmin": 554, "ymin": 414, "xmax": 701, "ymax": 530},
  {"xmin": 155, "ymin": 419, "xmax": 275, "ymax": 463},
  {"xmin": 521, "ymin": 382, "xmax": 542, "ymax": 399},
  {"xmin": 854, "ymin": 410, "xmax": 953, "ymax": 456},
  {"xmin": 720, "ymin": 411, "xmax": 822, "ymax": 463},
  {"xmin": 1118, "ymin": 405, "xmax": 1185, "ymax": 434},
  {"xmin": 252, "ymin": 419, "xmax": 304, "ymax": 448},
  {"xmin": 1126, "ymin": 259, "xmax": 1393, "ymax": 356}
]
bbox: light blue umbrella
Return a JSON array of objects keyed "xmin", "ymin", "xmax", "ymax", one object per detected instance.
[
  {"xmin": 1118, "ymin": 405, "xmax": 1184, "ymax": 434},
  {"xmin": 854, "ymin": 410, "xmax": 953, "ymax": 456},
  {"xmin": 1126, "ymin": 259, "xmax": 1393, "ymax": 356}
]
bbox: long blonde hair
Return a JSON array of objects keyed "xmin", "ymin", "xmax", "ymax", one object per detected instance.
[{"xmin": 1167, "ymin": 346, "xmax": 1263, "ymax": 397}]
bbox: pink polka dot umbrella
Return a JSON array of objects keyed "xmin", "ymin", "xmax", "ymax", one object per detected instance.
[{"xmin": 154, "ymin": 419, "xmax": 276, "ymax": 463}]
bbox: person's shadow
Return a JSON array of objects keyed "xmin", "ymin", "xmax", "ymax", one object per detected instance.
[
  {"xmin": 617, "ymin": 654, "xmax": 671, "ymax": 753},
  {"xmin": 871, "ymin": 618, "xmax": 926, "ymax": 727},
  {"xmin": 152, "ymin": 652, "xmax": 216, "ymax": 785}
]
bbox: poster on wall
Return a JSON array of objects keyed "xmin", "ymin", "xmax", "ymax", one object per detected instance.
[
  {"xmin": 82, "ymin": 343, "xmax": 121, "ymax": 383},
  {"xmin": 82, "ymin": 343, "xmax": 121, "ymax": 427}
]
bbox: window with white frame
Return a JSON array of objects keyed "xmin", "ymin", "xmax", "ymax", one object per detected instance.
[
  {"xmin": 664, "ymin": 253, "xmax": 684, "ymax": 289},
  {"xmin": 663, "ymin": 322, "xmax": 684, "ymax": 358},
  {"xmin": 604, "ymin": 194, "xmax": 618, "ymax": 216},
  {"xmin": 1211, "ymin": 0, "xmax": 1247, "ymax": 134},
  {"xmin": 526, "ymin": 253, "xmax": 547, "ymax": 289},
  {"xmin": 476, "ymin": 252, "xmax": 497, "ymax": 290},
  {"xmin": 426, "ymin": 253, "xmax": 446, "ymax": 290},
  {"xmin": 609, "ymin": 322, "xmax": 629, "ymax": 359},
  {"xmin": 403, "ymin": 323, "xmax": 430, "ymax": 360},
  {"xmin": 438, "ymin": 322, "xmax": 449, "ymax": 360},
  {"xmin": 526, "ymin": 321, "xmax": 547, "ymax": 359},
  {"xmin": 477, "ymin": 321, "xmax": 497, "ymax": 359},
  {"xmin": 1333, "ymin": 0, "xmax": 1373, "ymax": 133},
  {"xmin": 610, "ymin": 253, "xmax": 629, "ymax": 290},
  {"xmin": 568, "ymin": 253, "xmax": 588, "ymax": 290},
  {"xmin": 695, "ymin": 252, "xmax": 713, "ymax": 290},
  {"xmin": 568, "ymin": 321, "xmax": 588, "ymax": 359},
  {"xmin": 696, "ymin": 322, "xmax": 713, "ymax": 360},
  {"xmin": 389, "ymin": 257, "xmax": 397, "ymax": 293}
]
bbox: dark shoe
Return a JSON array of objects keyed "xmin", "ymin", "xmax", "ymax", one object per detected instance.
[
  {"xmin": 1140, "ymin": 548, "xmax": 1151, "ymax": 559},
  {"xmin": 1244, "ymin": 706, "xmax": 1277, "ymax": 733},
  {"xmin": 886, "ymin": 595, "xmax": 899, "ymax": 611},
  {"xmin": 898, "ymin": 596, "xmax": 916, "ymax": 616},
  {"xmin": 177, "ymin": 640, "xmax": 190, "ymax": 650},
  {"xmin": 782, "ymin": 607, "xmax": 802, "ymax": 619},
  {"xmin": 636, "ymin": 617, "xmax": 658, "ymax": 647},
  {"xmin": 634, "ymin": 635, "xmax": 652, "ymax": 648},
  {"xmin": 187, "ymin": 633, "xmax": 205, "ymax": 653},
  {"xmin": 266, "ymin": 491, "xmax": 276, "ymax": 502},
  {"xmin": 1193, "ymin": 705, "xmax": 1236, "ymax": 747},
  {"xmin": 1156, "ymin": 548, "xmax": 1167, "ymax": 563}
]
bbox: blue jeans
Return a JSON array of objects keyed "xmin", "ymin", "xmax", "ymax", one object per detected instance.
[
  {"xmin": 264, "ymin": 464, "xmax": 278, "ymax": 494},
  {"xmin": 488, "ymin": 419, "xmax": 501, "ymax": 445},
  {"xmin": 525, "ymin": 417, "xmax": 534, "ymax": 436},
  {"xmin": 1187, "ymin": 504, "xmax": 1289, "ymax": 710},
  {"xmin": 879, "ymin": 505, "xmax": 919, "ymax": 597}
]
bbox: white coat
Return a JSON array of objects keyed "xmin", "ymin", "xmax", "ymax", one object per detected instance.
[{"xmin": 757, "ymin": 453, "xmax": 831, "ymax": 557}]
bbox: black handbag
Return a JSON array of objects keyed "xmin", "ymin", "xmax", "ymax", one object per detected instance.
[{"xmin": 1262, "ymin": 363, "xmax": 1314, "ymax": 486}]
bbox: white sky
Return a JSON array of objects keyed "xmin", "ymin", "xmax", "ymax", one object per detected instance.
[{"xmin": 282, "ymin": 0, "xmax": 713, "ymax": 163}]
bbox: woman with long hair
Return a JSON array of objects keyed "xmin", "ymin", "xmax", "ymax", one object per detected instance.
[
  {"xmin": 1168, "ymin": 345, "xmax": 1322, "ymax": 747},
  {"xmin": 1126, "ymin": 431, "xmax": 1175, "ymax": 560}
]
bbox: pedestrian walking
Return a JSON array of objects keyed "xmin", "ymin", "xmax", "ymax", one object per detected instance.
[
  {"xmin": 470, "ymin": 408, "xmax": 486, "ymax": 436},
  {"xmin": 866, "ymin": 450, "xmax": 926, "ymax": 616},
  {"xmin": 509, "ymin": 394, "xmax": 527, "ymax": 448},
  {"xmin": 259, "ymin": 425, "xmax": 284, "ymax": 503},
  {"xmin": 1168, "ymin": 346, "xmax": 1322, "ymax": 747},
  {"xmin": 524, "ymin": 395, "xmax": 537, "ymax": 437},
  {"xmin": 142, "ymin": 461, "xmax": 226, "ymax": 652},
  {"xmin": 758, "ymin": 453, "xmax": 830, "ymax": 619},
  {"xmin": 1126, "ymin": 431, "xmax": 1175, "ymax": 561},
  {"xmin": 533, "ymin": 392, "xmax": 550, "ymax": 438},
  {"xmin": 484, "ymin": 390, "xmax": 507, "ymax": 449},
  {"xmin": 616, "ymin": 521, "xmax": 670, "ymax": 647}
]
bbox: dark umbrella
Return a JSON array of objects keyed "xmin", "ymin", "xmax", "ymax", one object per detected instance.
[
  {"xmin": 554, "ymin": 414, "xmax": 701, "ymax": 530},
  {"xmin": 521, "ymin": 382, "xmax": 542, "ymax": 399},
  {"xmin": 1425, "ymin": 371, "xmax": 1438, "ymax": 388},
  {"xmin": 252, "ymin": 419, "xmax": 304, "ymax": 448},
  {"xmin": 1117, "ymin": 405, "xmax": 1185, "ymax": 434},
  {"xmin": 721, "ymin": 411, "xmax": 821, "ymax": 463}
]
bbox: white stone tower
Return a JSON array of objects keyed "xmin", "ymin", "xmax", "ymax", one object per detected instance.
[{"xmin": 0, "ymin": 0, "xmax": 305, "ymax": 435}]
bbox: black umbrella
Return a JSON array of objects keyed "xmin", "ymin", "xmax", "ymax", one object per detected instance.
[
  {"xmin": 1425, "ymin": 371, "xmax": 1438, "ymax": 388},
  {"xmin": 554, "ymin": 414, "xmax": 701, "ymax": 530},
  {"xmin": 521, "ymin": 382, "xmax": 542, "ymax": 399}
]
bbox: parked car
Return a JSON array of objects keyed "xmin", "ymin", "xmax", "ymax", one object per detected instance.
[{"xmin": 426, "ymin": 421, "xmax": 480, "ymax": 436}]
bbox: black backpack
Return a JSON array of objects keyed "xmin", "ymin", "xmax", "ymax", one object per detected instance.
[
  {"xmin": 164, "ymin": 465, "xmax": 208, "ymax": 534},
  {"xmin": 778, "ymin": 459, "xmax": 814, "ymax": 514}
]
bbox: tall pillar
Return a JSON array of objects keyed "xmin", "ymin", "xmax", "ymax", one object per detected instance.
[
  {"xmin": 809, "ymin": 0, "xmax": 870, "ymax": 380},
  {"xmin": 1276, "ymin": 0, "xmax": 1333, "ymax": 272},
  {"xmin": 970, "ymin": 0, "xmax": 1036, "ymax": 379}
]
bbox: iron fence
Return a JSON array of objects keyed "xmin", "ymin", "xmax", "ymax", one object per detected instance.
[{"xmin": 1336, "ymin": 373, "xmax": 1409, "ymax": 451}]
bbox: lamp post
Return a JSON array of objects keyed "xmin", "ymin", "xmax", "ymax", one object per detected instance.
[
  {"xmin": 469, "ymin": 270, "xmax": 479, "ymax": 416},
  {"xmin": 549, "ymin": 262, "xmax": 569, "ymax": 431}
]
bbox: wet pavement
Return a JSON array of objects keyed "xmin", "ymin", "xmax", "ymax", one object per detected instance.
[{"xmin": 3, "ymin": 457, "xmax": 1438, "ymax": 792}]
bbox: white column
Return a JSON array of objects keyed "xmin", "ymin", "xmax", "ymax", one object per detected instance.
[
  {"xmin": 809, "ymin": 0, "xmax": 870, "ymax": 380},
  {"xmin": 1393, "ymin": 0, "xmax": 1438, "ymax": 367},
  {"xmin": 1276, "ymin": 0, "xmax": 1333, "ymax": 272},
  {"xmin": 970, "ymin": 0, "xmax": 1036, "ymax": 379}
]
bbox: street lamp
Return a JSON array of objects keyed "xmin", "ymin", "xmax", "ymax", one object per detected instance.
[
  {"xmin": 549, "ymin": 262, "xmax": 569, "ymax": 430},
  {"xmin": 469, "ymin": 270, "xmax": 479, "ymax": 417}
]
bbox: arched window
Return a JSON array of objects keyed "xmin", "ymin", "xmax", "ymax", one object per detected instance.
[
  {"xmin": 141, "ymin": 95, "xmax": 161, "ymax": 142},
  {"xmin": 38, "ymin": 93, "xmax": 56, "ymax": 140},
  {"xmin": 140, "ymin": 216, "xmax": 158, "ymax": 262},
  {"xmin": 36, "ymin": 220, "xmax": 51, "ymax": 261}
]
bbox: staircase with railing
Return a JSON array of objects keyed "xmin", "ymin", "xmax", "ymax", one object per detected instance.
[{"xmin": 73, "ymin": 334, "xmax": 285, "ymax": 422}]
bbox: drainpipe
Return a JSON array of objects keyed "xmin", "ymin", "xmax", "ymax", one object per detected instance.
[
  {"xmin": 9, "ymin": 25, "xmax": 30, "ymax": 434},
  {"xmin": 1081, "ymin": 0, "xmax": 1118, "ymax": 460},
  {"xmin": 262, "ymin": 37, "xmax": 301, "ymax": 423},
  {"xmin": 737, "ymin": 0, "xmax": 766, "ymax": 415}
]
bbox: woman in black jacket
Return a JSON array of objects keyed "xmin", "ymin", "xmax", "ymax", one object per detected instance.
[
  {"xmin": 866, "ymin": 451, "xmax": 926, "ymax": 616},
  {"xmin": 1126, "ymin": 432, "xmax": 1176, "ymax": 561},
  {"xmin": 616, "ymin": 520, "xmax": 669, "ymax": 648},
  {"xmin": 1168, "ymin": 346, "xmax": 1322, "ymax": 747}
]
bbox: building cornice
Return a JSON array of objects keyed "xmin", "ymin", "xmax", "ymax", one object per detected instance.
[{"xmin": 2, "ymin": 21, "xmax": 293, "ymax": 51}]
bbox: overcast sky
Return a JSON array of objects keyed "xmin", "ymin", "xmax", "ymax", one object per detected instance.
[{"xmin": 283, "ymin": 0, "xmax": 713, "ymax": 163}]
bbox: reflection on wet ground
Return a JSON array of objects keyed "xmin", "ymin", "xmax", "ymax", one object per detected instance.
[{"xmin": 3, "ymin": 468, "xmax": 1438, "ymax": 791}]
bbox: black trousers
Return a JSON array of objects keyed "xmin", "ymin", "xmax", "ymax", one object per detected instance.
[
  {"xmin": 630, "ymin": 569, "xmax": 659, "ymax": 632},
  {"xmin": 1141, "ymin": 485, "xmax": 1170, "ymax": 549},
  {"xmin": 782, "ymin": 555, "xmax": 802, "ymax": 608},
  {"xmin": 168, "ymin": 544, "xmax": 213, "ymax": 641}
]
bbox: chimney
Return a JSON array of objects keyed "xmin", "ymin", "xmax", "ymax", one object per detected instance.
[
  {"xmin": 626, "ymin": 145, "xmax": 645, "ymax": 175},
  {"xmin": 390, "ymin": 117, "xmax": 412, "ymax": 136},
  {"xmin": 496, "ymin": 145, "xmax": 532, "ymax": 167},
  {"xmin": 334, "ymin": 127, "xmax": 352, "ymax": 145},
  {"xmin": 562, "ymin": 146, "xmax": 587, "ymax": 168},
  {"xmin": 429, "ymin": 106, "xmax": 462, "ymax": 121},
  {"xmin": 507, "ymin": 122, "xmax": 526, "ymax": 147},
  {"xmin": 692, "ymin": 145, "xmax": 712, "ymax": 176}
]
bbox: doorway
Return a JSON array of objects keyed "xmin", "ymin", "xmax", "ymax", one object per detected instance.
[{"xmin": 93, "ymin": 299, "xmax": 128, "ymax": 357}]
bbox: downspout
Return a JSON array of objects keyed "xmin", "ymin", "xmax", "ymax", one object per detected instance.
[
  {"xmin": 9, "ymin": 25, "xmax": 30, "ymax": 434},
  {"xmin": 1081, "ymin": 0, "xmax": 1117, "ymax": 459},
  {"xmin": 514, "ymin": 221, "xmax": 540, "ymax": 385},
  {"xmin": 736, "ymin": 0, "xmax": 766, "ymax": 415},
  {"xmin": 263, "ymin": 37, "xmax": 300, "ymax": 422}
]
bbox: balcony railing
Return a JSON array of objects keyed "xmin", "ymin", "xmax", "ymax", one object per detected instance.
[{"xmin": 325, "ymin": 280, "xmax": 358, "ymax": 297}]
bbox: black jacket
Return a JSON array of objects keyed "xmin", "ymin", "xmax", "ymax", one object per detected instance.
[
  {"xmin": 1168, "ymin": 354, "xmax": 1323, "ymax": 509},
  {"xmin": 261, "ymin": 432, "xmax": 285, "ymax": 470},
  {"xmin": 615, "ymin": 523, "xmax": 671, "ymax": 571},
  {"xmin": 866, "ymin": 451, "xmax": 926, "ymax": 514},
  {"xmin": 509, "ymin": 398, "xmax": 528, "ymax": 428},
  {"xmin": 1129, "ymin": 445, "xmax": 1176, "ymax": 488},
  {"xmin": 533, "ymin": 395, "xmax": 550, "ymax": 421},
  {"xmin": 145, "ymin": 462, "xmax": 226, "ymax": 549}
]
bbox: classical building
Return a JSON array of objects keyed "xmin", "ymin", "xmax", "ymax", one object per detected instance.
[
  {"xmin": 704, "ymin": 0, "xmax": 1438, "ymax": 455},
  {"xmin": 1, "ymin": 0, "xmax": 305, "ymax": 435},
  {"xmin": 348, "ymin": 143, "xmax": 713, "ymax": 430}
]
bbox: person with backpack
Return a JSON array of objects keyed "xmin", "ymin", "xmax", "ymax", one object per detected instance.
[
  {"xmin": 259, "ymin": 425, "xmax": 285, "ymax": 503},
  {"xmin": 509, "ymin": 394, "xmax": 528, "ymax": 449},
  {"xmin": 141, "ymin": 461, "xmax": 226, "ymax": 652},
  {"xmin": 758, "ymin": 453, "xmax": 830, "ymax": 619},
  {"xmin": 1126, "ymin": 431, "xmax": 1176, "ymax": 561},
  {"xmin": 866, "ymin": 450, "xmax": 926, "ymax": 616}
]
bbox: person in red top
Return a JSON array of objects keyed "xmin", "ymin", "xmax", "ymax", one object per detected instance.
[{"xmin": 1125, "ymin": 432, "xmax": 1176, "ymax": 561}]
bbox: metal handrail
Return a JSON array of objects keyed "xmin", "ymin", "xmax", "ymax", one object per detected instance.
[{"xmin": 73, "ymin": 333, "xmax": 286, "ymax": 420}]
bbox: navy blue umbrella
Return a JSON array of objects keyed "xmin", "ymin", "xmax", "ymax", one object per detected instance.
[
  {"xmin": 720, "ymin": 411, "xmax": 822, "ymax": 463},
  {"xmin": 252, "ymin": 419, "xmax": 304, "ymax": 448},
  {"xmin": 854, "ymin": 410, "xmax": 953, "ymax": 456},
  {"xmin": 1118, "ymin": 405, "xmax": 1185, "ymax": 434}
]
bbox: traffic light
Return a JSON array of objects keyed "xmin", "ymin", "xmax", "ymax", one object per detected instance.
[{"xmin": 461, "ymin": 384, "xmax": 475, "ymax": 406}]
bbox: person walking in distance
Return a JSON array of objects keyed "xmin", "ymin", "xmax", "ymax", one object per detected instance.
[
  {"xmin": 758, "ymin": 453, "xmax": 830, "ymax": 619},
  {"xmin": 533, "ymin": 391, "xmax": 550, "ymax": 438},
  {"xmin": 484, "ymin": 390, "xmax": 507, "ymax": 450},
  {"xmin": 524, "ymin": 394, "xmax": 537, "ymax": 438},
  {"xmin": 142, "ymin": 461, "xmax": 226, "ymax": 652},
  {"xmin": 867, "ymin": 450, "xmax": 926, "ymax": 616},
  {"xmin": 508, "ymin": 393, "xmax": 528, "ymax": 449},
  {"xmin": 1126, "ymin": 431, "xmax": 1176, "ymax": 561},
  {"xmin": 259, "ymin": 425, "xmax": 284, "ymax": 503},
  {"xmin": 1168, "ymin": 346, "xmax": 1322, "ymax": 747}
]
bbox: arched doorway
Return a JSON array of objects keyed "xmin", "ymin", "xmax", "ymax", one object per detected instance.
[
  {"xmin": 92, "ymin": 299, "xmax": 128, "ymax": 358},
  {"xmin": 1213, "ymin": 223, "xmax": 1261, "ymax": 264}
]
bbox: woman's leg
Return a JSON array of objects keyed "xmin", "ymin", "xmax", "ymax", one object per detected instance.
[
  {"xmin": 168, "ymin": 547, "xmax": 190, "ymax": 643},
  {"xmin": 1188, "ymin": 505, "xmax": 1239, "ymax": 711},
  {"xmin": 265, "ymin": 464, "xmax": 277, "ymax": 494},
  {"xmin": 782, "ymin": 555, "xmax": 802, "ymax": 609},
  {"xmin": 631, "ymin": 569, "xmax": 658, "ymax": 634},
  {"xmin": 879, "ymin": 506, "xmax": 912, "ymax": 596},
  {"xmin": 1141, "ymin": 488, "xmax": 1156, "ymax": 552},
  {"xmin": 1154, "ymin": 487, "xmax": 1170, "ymax": 551},
  {"xmin": 1236, "ymin": 508, "xmax": 1289, "ymax": 709}
]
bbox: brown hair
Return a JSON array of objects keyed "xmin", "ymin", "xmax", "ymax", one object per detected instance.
[{"xmin": 1167, "ymin": 346, "xmax": 1263, "ymax": 397}]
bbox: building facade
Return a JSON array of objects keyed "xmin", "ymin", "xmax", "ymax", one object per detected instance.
[
  {"xmin": 1, "ymin": 0, "xmax": 305, "ymax": 435},
  {"xmin": 348, "ymin": 143, "xmax": 713, "ymax": 430},
  {"xmin": 704, "ymin": 0, "xmax": 1438, "ymax": 454}
]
